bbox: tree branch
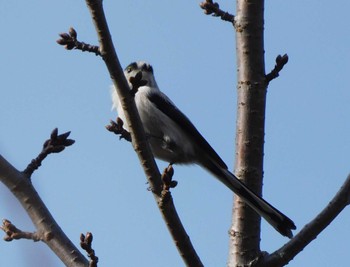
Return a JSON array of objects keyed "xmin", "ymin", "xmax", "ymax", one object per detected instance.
[
  {"xmin": 0, "ymin": 152, "xmax": 88, "ymax": 266},
  {"xmin": 265, "ymin": 54, "xmax": 289, "ymax": 85},
  {"xmin": 81, "ymin": 0, "xmax": 203, "ymax": 266},
  {"xmin": 262, "ymin": 174, "xmax": 350, "ymax": 267},
  {"xmin": 1, "ymin": 219, "xmax": 40, "ymax": 242},
  {"xmin": 228, "ymin": 0, "xmax": 267, "ymax": 265},
  {"xmin": 200, "ymin": 0, "xmax": 235, "ymax": 24},
  {"xmin": 23, "ymin": 128, "xmax": 75, "ymax": 178},
  {"xmin": 57, "ymin": 27, "xmax": 101, "ymax": 56},
  {"xmin": 106, "ymin": 118, "xmax": 132, "ymax": 142}
]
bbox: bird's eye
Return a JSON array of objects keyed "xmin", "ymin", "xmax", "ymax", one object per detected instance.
[{"xmin": 125, "ymin": 62, "xmax": 137, "ymax": 73}]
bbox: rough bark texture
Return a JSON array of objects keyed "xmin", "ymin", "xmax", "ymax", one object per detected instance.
[{"xmin": 228, "ymin": 0, "xmax": 266, "ymax": 266}]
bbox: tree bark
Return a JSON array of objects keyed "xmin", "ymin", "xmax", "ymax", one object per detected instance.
[{"xmin": 228, "ymin": 0, "xmax": 266, "ymax": 266}]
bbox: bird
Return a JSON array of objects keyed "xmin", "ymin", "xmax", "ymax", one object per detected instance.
[{"xmin": 111, "ymin": 61, "xmax": 296, "ymax": 238}]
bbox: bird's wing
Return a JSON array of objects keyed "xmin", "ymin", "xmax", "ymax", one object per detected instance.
[
  {"xmin": 147, "ymin": 91, "xmax": 296, "ymax": 238},
  {"xmin": 148, "ymin": 91, "xmax": 227, "ymax": 169}
]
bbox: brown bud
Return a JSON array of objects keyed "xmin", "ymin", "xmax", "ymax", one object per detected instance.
[
  {"xmin": 170, "ymin": 181, "xmax": 178, "ymax": 188},
  {"xmin": 64, "ymin": 139, "xmax": 75, "ymax": 146},
  {"xmin": 50, "ymin": 128, "xmax": 58, "ymax": 139},
  {"xmin": 69, "ymin": 27, "xmax": 77, "ymax": 39},
  {"xmin": 59, "ymin": 33, "xmax": 70, "ymax": 40}
]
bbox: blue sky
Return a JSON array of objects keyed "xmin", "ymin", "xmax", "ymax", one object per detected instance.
[{"xmin": 1, "ymin": 1, "xmax": 350, "ymax": 266}]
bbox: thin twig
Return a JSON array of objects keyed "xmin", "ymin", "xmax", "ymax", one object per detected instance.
[
  {"xmin": 57, "ymin": 27, "xmax": 101, "ymax": 56},
  {"xmin": 106, "ymin": 118, "xmax": 132, "ymax": 142},
  {"xmin": 265, "ymin": 54, "xmax": 289, "ymax": 84},
  {"xmin": 80, "ymin": 233, "xmax": 98, "ymax": 267},
  {"xmin": 262, "ymin": 174, "xmax": 350, "ymax": 267},
  {"xmin": 200, "ymin": 0, "xmax": 235, "ymax": 24},
  {"xmin": 23, "ymin": 128, "xmax": 75, "ymax": 178},
  {"xmin": 1, "ymin": 219, "xmax": 40, "ymax": 242}
]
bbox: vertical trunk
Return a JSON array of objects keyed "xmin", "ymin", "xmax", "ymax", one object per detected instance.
[{"xmin": 228, "ymin": 0, "xmax": 266, "ymax": 266}]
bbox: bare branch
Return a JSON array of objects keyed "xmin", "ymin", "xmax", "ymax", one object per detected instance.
[
  {"xmin": 200, "ymin": 0, "xmax": 235, "ymax": 24},
  {"xmin": 262, "ymin": 174, "xmax": 350, "ymax": 267},
  {"xmin": 23, "ymin": 128, "xmax": 75, "ymax": 178},
  {"xmin": 1, "ymin": 219, "xmax": 40, "ymax": 242},
  {"xmin": 0, "ymin": 155, "xmax": 88, "ymax": 267},
  {"xmin": 57, "ymin": 27, "xmax": 101, "ymax": 56},
  {"xmin": 84, "ymin": 0, "xmax": 203, "ymax": 266},
  {"xmin": 80, "ymin": 233, "xmax": 99, "ymax": 267},
  {"xmin": 265, "ymin": 54, "xmax": 289, "ymax": 84}
]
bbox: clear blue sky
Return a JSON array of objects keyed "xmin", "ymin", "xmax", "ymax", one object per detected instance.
[{"xmin": 1, "ymin": 1, "xmax": 349, "ymax": 266}]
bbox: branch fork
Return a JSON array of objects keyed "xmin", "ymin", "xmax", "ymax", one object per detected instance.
[{"xmin": 1, "ymin": 219, "xmax": 40, "ymax": 242}]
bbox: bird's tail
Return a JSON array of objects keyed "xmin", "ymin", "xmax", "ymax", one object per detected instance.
[{"xmin": 200, "ymin": 158, "xmax": 296, "ymax": 238}]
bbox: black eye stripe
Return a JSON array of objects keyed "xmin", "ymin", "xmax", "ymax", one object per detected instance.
[{"xmin": 125, "ymin": 62, "xmax": 138, "ymax": 73}]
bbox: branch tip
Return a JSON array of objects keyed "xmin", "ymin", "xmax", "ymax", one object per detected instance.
[
  {"xmin": 57, "ymin": 27, "xmax": 101, "ymax": 56},
  {"xmin": 161, "ymin": 165, "xmax": 177, "ymax": 202},
  {"xmin": 1, "ymin": 219, "xmax": 40, "ymax": 242},
  {"xmin": 69, "ymin": 27, "xmax": 77, "ymax": 39},
  {"xmin": 23, "ymin": 128, "xmax": 75, "ymax": 178},
  {"xmin": 265, "ymin": 54, "xmax": 289, "ymax": 84},
  {"xmin": 200, "ymin": 0, "xmax": 235, "ymax": 23},
  {"xmin": 80, "ymin": 232, "xmax": 98, "ymax": 267},
  {"xmin": 106, "ymin": 118, "xmax": 132, "ymax": 142}
]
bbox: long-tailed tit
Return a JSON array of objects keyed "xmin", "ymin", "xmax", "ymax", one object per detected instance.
[{"xmin": 111, "ymin": 61, "xmax": 296, "ymax": 238}]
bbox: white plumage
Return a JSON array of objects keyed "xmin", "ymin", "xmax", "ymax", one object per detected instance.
[{"xmin": 111, "ymin": 61, "xmax": 296, "ymax": 238}]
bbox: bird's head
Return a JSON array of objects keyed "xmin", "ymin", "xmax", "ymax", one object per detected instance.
[{"xmin": 124, "ymin": 61, "xmax": 158, "ymax": 88}]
